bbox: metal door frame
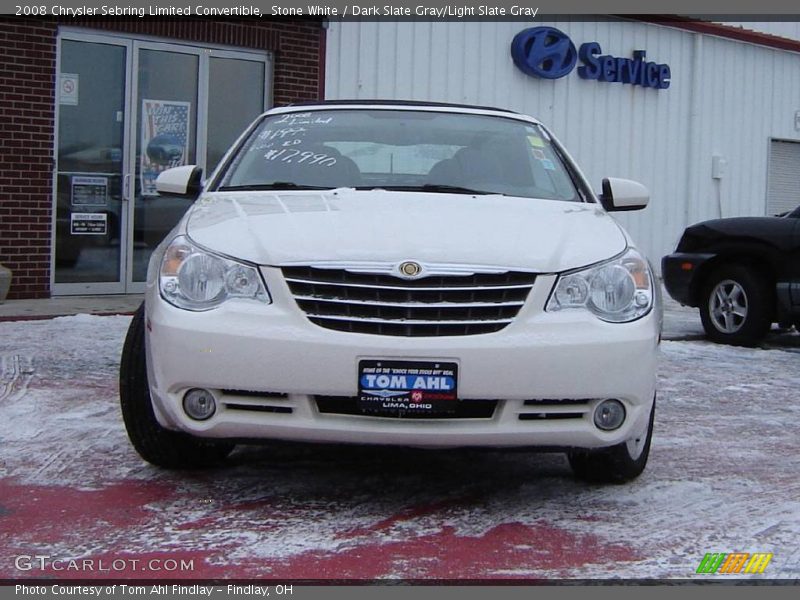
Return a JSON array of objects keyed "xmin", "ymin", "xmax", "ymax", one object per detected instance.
[
  {"xmin": 126, "ymin": 41, "xmax": 271, "ymax": 294},
  {"xmin": 53, "ymin": 28, "xmax": 272, "ymax": 295},
  {"xmin": 52, "ymin": 31, "xmax": 133, "ymax": 296},
  {"xmin": 125, "ymin": 40, "xmax": 205, "ymax": 294}
]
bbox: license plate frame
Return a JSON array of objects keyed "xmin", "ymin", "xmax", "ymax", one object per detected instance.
[{"xmin": 358, "ymin": 359, "xmax": 459, "ymax": 417}]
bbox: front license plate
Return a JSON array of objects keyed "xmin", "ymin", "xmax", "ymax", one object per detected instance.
[{"xmin": 358, "ymin": 360, "xmax": 458, "ymax": 417}]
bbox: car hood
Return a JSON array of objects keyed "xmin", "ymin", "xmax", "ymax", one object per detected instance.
[
  {"xmin": 678, "ymin": 215, "xmax": 797, "ymax": 252},
  {"xmin": 185, "ymin": 189, "xmax": 627, "ymax": 272}
]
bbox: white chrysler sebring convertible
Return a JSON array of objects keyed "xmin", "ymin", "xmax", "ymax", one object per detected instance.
[{"xmin": 120, "ymin": 101, "xmax": 662, "ymax": 483}]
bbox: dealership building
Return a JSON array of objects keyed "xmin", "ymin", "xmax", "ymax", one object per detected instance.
[{"xmin": 2, "ymin": 15, "xmax": 800, "ymax": 299}]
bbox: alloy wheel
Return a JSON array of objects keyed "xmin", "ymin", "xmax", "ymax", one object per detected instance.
[{"xmin": 709, "ymin": 279, "xmax": 748, "ymax": 333}]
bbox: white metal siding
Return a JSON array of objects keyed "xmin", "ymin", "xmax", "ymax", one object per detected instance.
[
  {"xmin": 325, "ymin": 20, "xmax": 800, "ymax": 270},
  {"xmin": 767, "ymin": 140, "xmax": 800, "ymax": 215}
]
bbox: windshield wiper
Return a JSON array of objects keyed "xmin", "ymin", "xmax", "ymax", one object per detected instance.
[
  {"xmin": 217, "ymin": 182, "xmax": 335, "ymax": 191},
  {"xmin": 356, "ymin": 184, "xmax": 501, "ymax": 195}
]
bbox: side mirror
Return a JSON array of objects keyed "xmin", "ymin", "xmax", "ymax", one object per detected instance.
[
  {"xmin": 155, "ymin": 165, "xmax": 203, "ymax": 198},
  {"xmin": 599, "ymin": 177, "xmax": 649, "ymax": 212}
]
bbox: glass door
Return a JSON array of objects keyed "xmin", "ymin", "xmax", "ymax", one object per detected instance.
[
  {"xmin": 54, "ymin": 32, "xmax": 270, "ymax": 295},
  {"xmin": 206, "ymin": 52, "xmax": 269, "ymax": 173},
  {"xmin": 53, "ymin": 35, "xmax": 131, "ymax": 294},
  {"xmin": 126, "ymin": 43, "xmax": 270, "ymax": 292},
  {"xmin": 129, "ymin": 43, "xmax": 200, "ymax": 285}
]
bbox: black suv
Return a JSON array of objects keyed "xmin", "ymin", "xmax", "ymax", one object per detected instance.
[{"xmin": 662, "ymin": 205, "xmax": 800, "ymax": 346}]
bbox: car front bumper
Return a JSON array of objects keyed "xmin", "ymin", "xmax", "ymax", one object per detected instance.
[
  {"xmin": 661, "ymin": 252, "xmax": 717, "ymax": 307},
  {"xmin": 144, "ymin": 272, "xmax": 660, "ymax": 450}
]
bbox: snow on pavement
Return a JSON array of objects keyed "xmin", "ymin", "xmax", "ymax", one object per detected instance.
[{"xmin": 0, "ymin": 314, "xmax": 798, "ymax": 579}]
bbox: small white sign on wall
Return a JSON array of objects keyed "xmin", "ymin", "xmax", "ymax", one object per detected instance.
[
  {"xmin": 71, "ymin": 176, "xmax": 108, "ymax": 207},
  {"xmin": 59, "ymin": 73, "xmax": 79, "ymax": 106},
  {"xmin": 70, "ymin": 212, "xmax": 107, "ymax": 235}
]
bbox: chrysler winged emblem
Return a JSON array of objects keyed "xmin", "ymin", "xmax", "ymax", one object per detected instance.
[{"xmin": 398, "ymin": 261, "xmax": 423, "ymax": 279}]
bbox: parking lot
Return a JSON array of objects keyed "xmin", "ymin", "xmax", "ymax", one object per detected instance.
[{"xmin": 1, "ymin": 297, "xmax": 798, "ymax": 580}]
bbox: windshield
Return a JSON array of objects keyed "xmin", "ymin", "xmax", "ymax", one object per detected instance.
[{"xmin": 218, "ymin": 109, "xmax": 581, "ymax": 201}]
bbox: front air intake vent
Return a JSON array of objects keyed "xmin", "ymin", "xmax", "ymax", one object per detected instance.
[
  {"xmin": 518, "ymin": 399, "xmax": 592, "ymax": 422},
  {"xmin": 315, "ymin": 396, "xmax": 498, "ymax": 419},
  {"xmin": 220, "ymin": 390, "xmax": 293, "ymax": 415}
]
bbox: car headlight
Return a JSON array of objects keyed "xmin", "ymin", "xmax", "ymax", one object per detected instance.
[
  {"xmin": 546, "ymin": 248, "xmax": 653, "ymax": 323},
  {"xmin": 159, "ymin": 236, "xmax": 270, "ymax": 311}
]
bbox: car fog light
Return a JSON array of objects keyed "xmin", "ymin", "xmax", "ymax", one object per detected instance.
[
  {"xmin": 593, "ymin": 399, "xmax": 626, "ymax": 431},
  {"xmin": 183, "ymin": 388, "xmax": 217, "ymax": 421}
]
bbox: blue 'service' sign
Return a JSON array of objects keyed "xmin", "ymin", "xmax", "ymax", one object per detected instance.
[{"xmin": 511, "ymin": 26, "xmax": 671, "ymax": 90}]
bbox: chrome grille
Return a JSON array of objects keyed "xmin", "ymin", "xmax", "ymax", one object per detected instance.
[{"xmin": 282, "ymin": 266, "xmax": 536, "ymax": 337}]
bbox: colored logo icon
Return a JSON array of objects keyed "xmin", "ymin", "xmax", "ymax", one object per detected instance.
[
  {"xmin": 696, "ymin": 552, "xmax": 773, "ymax": 574},
  {"xmin": 511, "ymin": 26, "xmax": 577, "ymax": 79}
]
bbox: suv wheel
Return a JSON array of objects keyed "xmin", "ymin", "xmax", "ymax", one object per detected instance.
[
  {"xmin": 568, "ymin": 397, "xmax": 655, "ymax": 484},
  {"xmin": 120, "ymin": 304, "xmax": 235, "ymax": 468},
  {"xmin": 699, "ymin": 265, "xmax": 772, "ymax": 346}
]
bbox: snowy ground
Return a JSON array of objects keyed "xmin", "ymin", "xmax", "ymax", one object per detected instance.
[{"xmin": 1, "ymin": 306, "xmax": 798, "ymax": 580}]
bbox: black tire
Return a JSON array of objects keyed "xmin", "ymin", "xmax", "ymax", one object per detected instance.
[
  {"xmin": 568, "ymin": 398, "xmax": 655, "ymax": 484},
  {"xmin": 120, "ymin": 303, "xmax": 235, "ymax": 468},
  {"xmin": 698, "ymin": 264, "xmax": 773, "ymax": 347}
]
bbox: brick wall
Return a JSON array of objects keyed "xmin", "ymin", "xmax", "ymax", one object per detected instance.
[
  {"xmin": 0, "ymin": 19, "xmax": 56, "ymax": 299},
  {"xmin": 0, "ymin": 16, "xmax": 323, "ymax": 299}
]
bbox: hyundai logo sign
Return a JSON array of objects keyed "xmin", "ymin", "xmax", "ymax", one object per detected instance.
[
  {"xmin": 510, "ymin": 27, "xmax": 577, "ymax": 80},
  {"xmin": 511, "ymin": 27, "xmax": 671, "ymax": 90}
]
